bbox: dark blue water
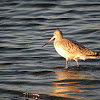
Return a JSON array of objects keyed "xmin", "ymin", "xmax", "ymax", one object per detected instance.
[{"xmin": 0, "ymin": 0, "xmax": 100, "ymax": 100}]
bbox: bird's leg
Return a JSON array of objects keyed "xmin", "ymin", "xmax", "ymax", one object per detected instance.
[
  {"xmin": 75, "ymin": 59, "xmax": 79, "ymax": 67},
  {"xmin": 65, "ymin": 59, "xmax": 68, "ymax": 69}
]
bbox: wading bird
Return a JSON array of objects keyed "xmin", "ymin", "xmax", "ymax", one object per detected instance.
[{"xmin": 42, "ymin": 30, "xmax": 99, "ymax": 68}]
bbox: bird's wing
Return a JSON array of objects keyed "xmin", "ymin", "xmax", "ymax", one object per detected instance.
[{"xmin": 61, "ymin": 39, "xmax": 96, "ymax": 56}]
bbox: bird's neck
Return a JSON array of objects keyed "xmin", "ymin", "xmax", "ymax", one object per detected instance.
[{"xmin": 55, "ymin": 36, "xmax": 63, "ymax": 41}]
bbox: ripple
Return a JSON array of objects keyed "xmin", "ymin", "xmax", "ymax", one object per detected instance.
[
  {"xmin": 60, "ymin": 3, "xmax": 100, "ymax": 8},
  {"xmin": 0, "ymin": 47, "xmax": 28, "ymax": 51},
  {"xmin": 19, "ymin": 3, "xmax": 57, "ymax": 8},
  {"xmin": 0, "ymin": 70, "xmax": 53, "ymax": 76},
  {"xmin": 73, "ymin": 29, "xmax": 99, "ymax": 35}
]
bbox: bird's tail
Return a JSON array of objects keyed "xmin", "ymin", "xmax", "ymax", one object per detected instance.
[{"xmin": 87, "ymin": 53, "xmax": 100, "ymax": 58}]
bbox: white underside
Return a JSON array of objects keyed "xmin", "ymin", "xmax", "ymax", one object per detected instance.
[
  {"xmin": 55, "ymin": 47, "xmax": 87, "ymax": 60},
  {"xmin": 55, "ymin": 47, "xmax": 72, "ymax": 59}
]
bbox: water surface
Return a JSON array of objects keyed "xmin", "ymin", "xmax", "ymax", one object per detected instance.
[{"xmin": 0, "ymin": 0, "xmax": 100, "ymax": 100}]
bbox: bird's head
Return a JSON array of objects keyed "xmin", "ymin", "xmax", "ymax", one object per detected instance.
[{"xmin": 42, "ymin": 30, "xmax": 63, "ymax": 47}]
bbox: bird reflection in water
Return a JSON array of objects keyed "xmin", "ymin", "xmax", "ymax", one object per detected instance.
[{"xmin": 51, "ymin": 69, "xmax": 96, "ymax": 100}]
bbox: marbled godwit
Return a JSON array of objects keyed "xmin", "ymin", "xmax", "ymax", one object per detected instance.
[{"xmin": 42, "ymin": 30, "xmax": 99, "ymax": 68}]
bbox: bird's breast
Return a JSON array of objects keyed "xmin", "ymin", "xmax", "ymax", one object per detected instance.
[{"xmin": 54, "ymin": 40, "xmax": 74, "ymax": 59}]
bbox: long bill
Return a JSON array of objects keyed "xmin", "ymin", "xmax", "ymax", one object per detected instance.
[{"xmin": 42, "ymin": 36, "xmax": 55, "ymax": 47}]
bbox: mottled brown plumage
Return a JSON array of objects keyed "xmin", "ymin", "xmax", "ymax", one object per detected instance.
[{"xmin": 42, "ymin": 30, "xmax": 99, "ymax": 68}]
